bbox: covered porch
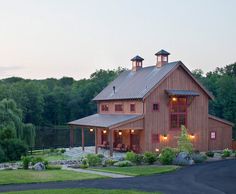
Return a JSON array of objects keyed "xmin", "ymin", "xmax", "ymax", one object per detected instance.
[{"xmin": 68, "ymin": 114, "xmax": 144, "ymax": 156}]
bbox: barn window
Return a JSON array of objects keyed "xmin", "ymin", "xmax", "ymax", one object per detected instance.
[
  {"xmin": 115, "ymin": 104, "xmax": 123, "ymax": 112},
  {"xmin": 153, "ymin": 103, "xmax": 159, "ymax": 111},
  {"xmin": 210, "ymin": 131, "xmax": 216, "ymax": 139},
  {"xmin": 152, "ymin": 133, "xmax": 160, "ymax": 143},
  {"xmin": 170, "ymin": 97, "xmax": 187, "ymax": 129},
  {"xmin": 101, "ymin": 104, "xmax": 109, "ymax": 112},
  {"xmin": 130, "ymin": 104, "xmax": 136, "ymax": 112}
]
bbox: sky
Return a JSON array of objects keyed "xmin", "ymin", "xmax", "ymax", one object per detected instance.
[{"xmin": 0, "ymin": 0, "xmax": 235, "ymax": 80}]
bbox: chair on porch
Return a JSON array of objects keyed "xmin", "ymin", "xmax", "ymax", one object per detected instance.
[
  {"xmin": 113, "ymin": 143, "xmax": 129, "ymax": 152},
  {"xmin": 99, "ymin": 141, "xmax": 109, "ymax": 149}
]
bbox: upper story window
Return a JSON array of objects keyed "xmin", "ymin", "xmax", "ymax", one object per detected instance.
[
  {"xmin": 115, "ymin": 104, "xmax": 123, "ymax": 112},
  {"xmin": 153, "ymin": 103, "xmax": 159, "ymax": 111},
  {"xmin": 170, "ymin": 97, "xmax": 187, "ymax": 130},
  {"xmin": 101, "ymin": 104, "xmax": 109, "ymax": 112},
  {"xmin": 130, "ymin": 104, "xmax": 136, "ymax": 112}
]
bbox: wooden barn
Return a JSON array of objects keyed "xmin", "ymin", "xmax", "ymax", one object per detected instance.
[{"xmin": 69, "ymin": 50, "xmax": 233, "ymax": 156}]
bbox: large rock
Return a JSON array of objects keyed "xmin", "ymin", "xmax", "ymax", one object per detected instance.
[
  {"xmin": 34, "ymin": 162, "xmax": 45, "ymax": 171},
  {"xmin": 173, "ymin": 152, "xmax": 194, "ymax": 166}
]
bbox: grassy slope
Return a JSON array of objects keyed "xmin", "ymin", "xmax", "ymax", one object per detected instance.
[
  {"xmin": 0, "ymin": 170, "xmax": 104, "ymax": 185},
  {"xmin": 5, "ymin": 188, "xmax": 161, "ymax": 194},
  {"xmin": 90, "ymin": 165, "xmax": 179, "ymax": 176}
]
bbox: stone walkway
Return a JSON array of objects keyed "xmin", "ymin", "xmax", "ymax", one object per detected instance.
[{"xmin": 62, "ymin": 165, "xmax": 133, "ymax": 178}]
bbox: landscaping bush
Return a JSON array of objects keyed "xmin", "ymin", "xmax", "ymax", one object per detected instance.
[
  {"xmin": 97, "ymin": 154, "xmax": 105, "ymax": 159},
  {"xmin": 191, "ymin": 153, "xmax": 207, "ymax": 163},
  {"xmin": 222, "ymin": 148, "xmax": 231, "ymax": 158},
  {"xmin": 86, "ymin": 154, "xmax": 102, "ymax": 166},
  {"xmin": 22, "ymin": 156, "xmax": 32, "ymax": 169},
  {"xmin": 143, "ymin": 152, "xmax": 157, "ymax": 165},
  {"xmin": 31, "ymin": 156, "xmax": 44, "ymax": 165},
  {"xmin": 125, "ymin": 151, "xmax": 136, "ymax": 162},
  {"xmin": 205, "ymin": 151, "xmax": 214, "ymax": 157},
  {"xmin": 125, "ymin": 151, "xmax": 143, "ymax": 165},
  {"xmin": 114, "ymin": 160, "xmax": 132, "ymax": 167},
  {"xmin": 159, "ymin": 147, "xmax": 175, "ymax": 165},
  {"xmin": 80, "ymin": 158, "xmax": 89, "ymax": 168},
  {"xmin": 104, "ymin": 159, "xmax": 117, "ymax": 166},
  {"xmin": 177, "ymin": 125, "xmax": 193, "ymax": 153},
  {"xmin": 60, "ymin": 149, "xmax": 66, "ymax": 154}
]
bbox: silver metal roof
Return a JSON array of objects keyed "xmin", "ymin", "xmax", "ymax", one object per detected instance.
[
  {"xmin": 93, "ymin": 61, "xmax": 180, "ymax": 101},
  {"xmin": 166, "ymin": 89, "xmax": 200, "ymax": 96},
  {"xmin": 68, "ymin": 114, "xmax": 143, "ymax": 128}
]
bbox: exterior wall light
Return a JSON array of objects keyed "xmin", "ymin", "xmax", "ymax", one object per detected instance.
[
  {"xmin": 163, "ymin": 134, "xmax": 168, "ymax": 140},
  {"xmin": 118, "ymin": 130, "xmax": 122, "ymax": 136},
  {"xmin": 131, "ymin": 129, "xmax": 134, "ymax": 133},
  {"xmin": 89, "ymin": 128, "xmax": 94, "ymax": 132},
  {"xmin": 190, "ymin": 133, "xmax": 195, "ymax": 139},
  {"xmin": 172, "ymin": 97, "xmax": 177, "ymax": 102},
  {"xmin": 155, "ymin": 148, "xmax": 160, "ymax": 152},
  {"xmin": 103, "ymin": 130, "xmax": 107, "ymax": 134}
]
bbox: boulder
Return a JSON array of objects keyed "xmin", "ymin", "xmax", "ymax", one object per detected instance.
[
  {"xmin": 33, "ymin": 162, "xmax": 45, "ymax": 171},
  {"xmin": 173, "ymin": 152, "xmax": 194, "ymax": 166}
]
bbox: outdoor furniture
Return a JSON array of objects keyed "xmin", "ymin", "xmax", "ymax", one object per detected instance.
[
  {"xmin": 99, "ymin": 141, "xmax": 109, "ymax": 149},
  {"xmin": 113, "ymin": 143, "xmax": 123, "ymax": 151}
]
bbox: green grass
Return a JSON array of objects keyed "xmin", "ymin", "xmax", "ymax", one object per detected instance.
[
  {"xmin": 0, "ymin": 170, "xmax": 105, "ymax": 185},
  {"xmin": 5, "ymin": 188, "xmax": 161, "ymax": 194},
  {"xmin": 90, "ymin": 165, "xmax": 179, "ymax": 176}
]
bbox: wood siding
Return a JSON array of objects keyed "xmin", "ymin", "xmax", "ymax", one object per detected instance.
[
  {"xmin": 98, "ymin": 100, "xmax": 143, "ymax": 114},
  {"xmin": 144, "ymin": 66, "xmax": 209, "ymax": 151},
  {"xmin": 208, "ymin": 117, "xmax": 232, "ymax": 150}
]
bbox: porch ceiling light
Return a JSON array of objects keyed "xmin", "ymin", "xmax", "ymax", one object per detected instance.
[
  {"xmin": 89, "ymin": 128, "xmax": 94, "ymax": 132},
  {"xmin": 172, "ymin": 97, "xmax": 177, "ymax": 102},
  {"xmin": 118, "ymin": 130, "xmax": 122, "ymax": 136},
  {"xmin": 131, "ymin": 129, "xmax": 134, "ymax": 133},
  {"xmin": 103, "ymin": 129, "xmax": 107, "ymax": 134}
]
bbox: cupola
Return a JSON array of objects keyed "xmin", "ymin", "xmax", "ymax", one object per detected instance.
[
  {"xmin": 155, "ymin": 49, "xmax": 170, "ymax": 68},
  {"xmin": 131, "ymin": 55, "xmax": 144, "ymax": 71}
]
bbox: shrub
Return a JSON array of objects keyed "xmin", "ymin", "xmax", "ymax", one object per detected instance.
[
  {"xmin": 80, "ymin": 158, "xmax": 89, "ymax": 168},
  {"xmin": 0, "ymin": 146, "xmax": 6, "ymax": 163},
  {"xmin": 222, "ymin": 148, "xmax": 231, "ymax": 158},
  {"xmin": 50, "ymin": 148, "xmax": 55, "ymax": 153},
  {"xmin": 159, "ymin": 147, "xmax": 175, "ymax": 165},
  {"xmin": 104, "ymin": 159, "xmax": 117, "ymax": 166},
  {"xmin": 143, "ymin": 152, "xmax": 157, "ymax": 165},
  {"xmin": 31, "ymin": 157, "xmax": 44, "ymax": 165},
  {"xmin": 114, "ymin": 160, "xmax": 132, "ymax": 167},
  {"xmin": 191, "ymin": 153, "xmax": 207, "ymax": 163},
  {"xmin": 177, "ymin": 125, "xmax": 193, "ymax": 153},
  {"xmin": 86, "ymin": 154, "xmax": 102, "ymax": 166},
  {"xmin": 46, "ymin": 165, "xmax": 62, "ymax": 170},
  {"xmin": 97, "ymin": 154, "xmax": 105, "ymax": 159},
  {"xmin": 22, "ymin": 156, "xmax": 32, "ymax": 169},
  {"xmin": 125, "ymin": 151, "xmax": 136, "ymax": 162},
  {"xmin": 60, "ymin": 149, "xmax": 66, "ymax": 154},
  {"xmin": 0, "ymin": 139, "xmax": 28, "ymax": 161},
  {"xmin": 205, "ymin": 151, "xmax": 214, "ymax": 157}
]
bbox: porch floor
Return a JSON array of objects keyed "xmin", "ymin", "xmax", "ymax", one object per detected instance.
[{"xmin": 64, "ymin": 146, "xmax": 126, "ymax": 160}]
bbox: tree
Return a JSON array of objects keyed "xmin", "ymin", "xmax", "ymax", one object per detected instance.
[{"xmin": 177, "ymin": 125, "xmax": 193, "ymax": 153}]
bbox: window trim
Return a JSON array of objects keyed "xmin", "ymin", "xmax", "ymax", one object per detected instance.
[
  {"xmin": 169, "ymin": 97, "xmax": 188, "ymax": 130},
  {"xmin": 115, "ymin": 103, "xmax": 124, "ymax": 112},
  {"xmin": 101, "ymin": 104, "xmax": 109, "ymax": 112},
  {"xmin": 210, "ymin": 131, "xmax": 216, "ymax": 140}
]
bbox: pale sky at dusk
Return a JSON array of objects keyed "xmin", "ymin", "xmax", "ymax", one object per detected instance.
[{"xmin": 0, "ymin": 0, "xmax": 235, "ymax": 79}]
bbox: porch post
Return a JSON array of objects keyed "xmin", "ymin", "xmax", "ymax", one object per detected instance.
[
  {"xmin": 109, "ymin": 129, "xmax": 113, "ymax": 157},
  {"xmin": 69, "ymin": 125, "xmax": 74, "ymax": 148},
  {"xmin": 95, "ymin": 128, "xmax": 98, "ymax": 154},
  {"xmin": 82, "ymin": 127, "xmax": 85, "ymax": 151}
]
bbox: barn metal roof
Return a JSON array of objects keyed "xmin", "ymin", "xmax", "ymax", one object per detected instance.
[
  {"xmin": 68, "ymin": 114, "xmax": 144, "ymax": 128},
  {"xmin": 166, "ymin": 89, "xmax": 200, "ymax": 96},
  {"xmin": 93, "ymin": 61, "xmax": 180, "ymax": 101}
]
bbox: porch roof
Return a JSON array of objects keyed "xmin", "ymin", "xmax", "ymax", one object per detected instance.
[
  {"xmin": 165, "ymin": 89, "xmax": 199, "ymax": 96},
  {"xmin": 68, "ymin": 114, "xmax": 144, "ymax": 129}
]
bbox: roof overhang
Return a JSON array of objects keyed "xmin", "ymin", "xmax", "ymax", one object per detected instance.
[
  {"xmin": 208, "ymin": 114, "xmax": 234, "ymax": 127},
  {"xmin": 165, "ymin": 89, "xmax": 200, "ymax": 97},
  {"xmin": 68, "ymin": 114, "xmax": 144, "ymax": 129}
]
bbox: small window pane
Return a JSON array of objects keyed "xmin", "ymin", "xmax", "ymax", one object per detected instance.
[
  {"xmin": 101, "ymin": 104, "xmax": 109, "ymax": 111},
  {"xmin": 179, "ymin": 114, "xmax": 186, "ymax": 127},
  {"xmin": 115, "ymin": 104, "xmax": 123, "ymax": 111},
  {"xmin": 153, "ymin": 103, "xmax": 159, "ymax": 111},
  {"xmin": 210, "ymin": 132, "xmax": 216, "ymax": 139},
  {"xmin": 171, "ymin": 114, "xmax": 178, "ymax": 128},
  {"xmin": 130, "ymin": 104, "xmax": 135, "ymax": 112}
]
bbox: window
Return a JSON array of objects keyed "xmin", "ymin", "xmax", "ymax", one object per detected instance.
[
  {"xmin": 130, "ymin": 104, "xmax": 135, "ymax": 112},
  {"xmin": 115, "ymin": 104, "xmax": 123, "ymax": 112},
  {"xmin": 153, "ymin": 103, "xmax": 159, "ymax": 111},
  {"xmin": 152, "ymin": 133, "xmax": 160, "ymax": 143},
  {"xmin": 101, "ymin": 104, "xmax": 109, "ymax": 112},
  {"xmin": 210, "ymin": 131, "xmax": 216, "ymax": 139},
  {"xmin": 163, "ymin": 56, "xmax": 168, "ymax": 61},
  {"xmin": 170, "ymin": 97, "xmax": 187, "ymax": 129}
]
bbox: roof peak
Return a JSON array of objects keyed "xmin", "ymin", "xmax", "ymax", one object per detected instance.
[
  {"xmin": 131, "ymin": 55, "xmax": 144, "ymax": 62},
  {"xmin": 155, "ymin": 49, "xmax": 170, "ymax": 56}
]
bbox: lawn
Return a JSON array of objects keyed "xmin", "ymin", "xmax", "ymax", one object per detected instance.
[
  {"xmin": 0, "ymin": 170, "xmax": 104, "ymax": 185},
  {"xmin": 5, "ymin": 188, "xmax": 161, "ymax": 194},
  {"xmin": 90, "ymin": 165, "xmax": 179, "ymax": 176}
]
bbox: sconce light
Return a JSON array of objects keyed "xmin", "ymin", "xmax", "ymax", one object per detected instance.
[
  {"xmin": 103, "ymin": 130, "xmax": 107, "ymax": 134},
  {"xmin": 172, "ymin": 97, "xmax": 177, "ymax": 102},
  {"xmin": 163, "ymin": 134, "xmax": 168, "ymax": 140},
  {"xmin": 118, "ymin": 130, "xmax": 122, "ymax": 136},
  {"xmin": 155, "ymin": 148, "xmax": 160, "ymax": 152},
  {"xmin": 131, "ymin": 129, "xmax": 134, "ymax": 133},
  {"xmin": 190, "ymin": 133, "xmax": 195, "ymax": 139},
  {"xmin": 89, "ymin": 128, "xmax": 94, "ymax": 132}
]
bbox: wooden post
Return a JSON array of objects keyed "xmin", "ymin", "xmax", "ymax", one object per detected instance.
[
  {"xmin": 82, "ymin": 127, "xmax": 85, "ymax": 151},
  {"xmin": 109, "ymin": 129, "xmax": 113, "ymax": 157},
  {"xmin": 95, "ymin": 128, "xmax": 98, "ymax": 154},
  {"xmin": 69, "ymin": 125, "xmax": 74, "ymax": 148}
]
